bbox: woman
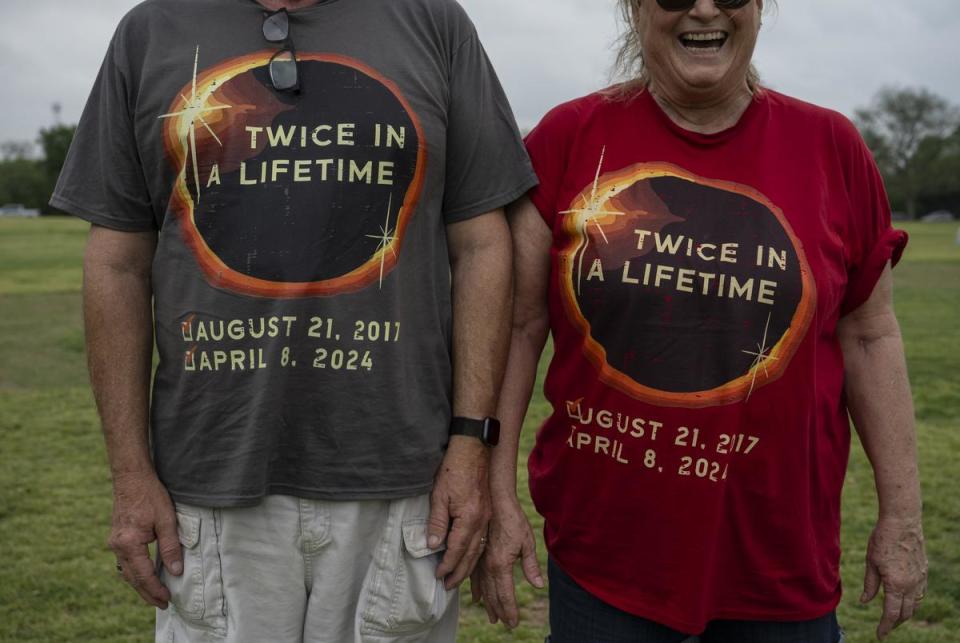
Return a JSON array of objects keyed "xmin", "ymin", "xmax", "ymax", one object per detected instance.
[{"xmin": 473, "ymin": 1, "xmax": 928, "ymax": 641}]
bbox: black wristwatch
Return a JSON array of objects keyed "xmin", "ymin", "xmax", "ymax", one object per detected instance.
[{"xmin": 449, "ymin": 416, "xmax": 500, "ymax": 447}]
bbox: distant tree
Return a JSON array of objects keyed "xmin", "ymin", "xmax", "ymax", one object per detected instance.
[
  {"xmin": 0, "ymin": 124, "xmax": 76, "ymax": 212},
  {"xmin": 0, "ymin": 141, "xmax": 36, "ymax": 161},
  {"xmin": 855, "ymin": 87, "xmax": 960, "ymax": 218},
  {"xmin": 37, "ymin": 124, "xmax": 76, "ymax": 182},
  {"xmin": 0, "ymin": 158, "xmax": 49, "ymax": 209},
  {"xmin": 916, "ymin": 125, "xmax": 960, "ymax": 214}
]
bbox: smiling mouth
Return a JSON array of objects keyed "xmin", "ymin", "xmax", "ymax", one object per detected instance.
[{"xmin": 679, "ymin": 31, "xmax": 728, "ymax": 53}]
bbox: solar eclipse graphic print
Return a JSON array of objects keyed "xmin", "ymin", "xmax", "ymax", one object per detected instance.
[
  {"xmin": 558, "ymin": 152, "xmax": 816, "ymax": 408},
  {"xmin": 160, "ymin": 47, "xmax": 425, "ymax": 298}
]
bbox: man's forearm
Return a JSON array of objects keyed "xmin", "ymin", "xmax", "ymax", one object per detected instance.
[
  {"xmin": 83, "ymin": 226, "xmax": 157, "ymax": 480},
  {"xmin": 429, "ymin": 211, "xmax": 511, "ymax": 584},
  {"xmin": 448, "ymin": 212, "xmax": 513, "ymax": 419},
  {"xmin": 84, "ymin": 226, "xmax": 184, "ymax": 607}
]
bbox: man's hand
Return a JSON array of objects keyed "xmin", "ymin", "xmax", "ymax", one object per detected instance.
[
  {"xmin": 861, "ymin": 516, "xmax": 928, "ymax": 640},
  {"xmin": 109, "ymin": 472, "xmax": 183, "ymax": 608},
  {"xmin": 437, "ymin": 209, "xmax": 509, "ymax": 591},
  {"xmin": 428, "ymin": 436, "xmax": 492, "ymax": 590},
  {"xmin": 84, "ymin": 225, "xmax": 173, "ymax": 606},
  {"xmin": 470, "ymin": 495, "xmax": 544, "ymax": 628}
]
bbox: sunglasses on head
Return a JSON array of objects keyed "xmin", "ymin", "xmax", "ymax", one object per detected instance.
[
  {"xmin": 656, "ymin": 0, "xmax": 751, "ymax": 11},
  {"xmin": 262, "ymin": 8, "xmax": 300, "ymax": 93}
]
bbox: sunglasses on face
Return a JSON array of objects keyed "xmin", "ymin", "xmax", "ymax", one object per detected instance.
[
  {"xmin": 655, "ymin": 0, "xmax": 751, "ymax": 11},
  {"xmin": 262, "ymin": 8, "xmax": 300, "ymax": 93}
]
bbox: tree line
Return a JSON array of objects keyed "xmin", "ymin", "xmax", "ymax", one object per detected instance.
[
  {"xmin": 855, "ymin": 87, "xmax": 960, "ymax": 219},
  {"xmin": 0, "ymin": 125, "xmax": 75, "ymax": 214},
  {"xmin": 1, "ymin": 87, "xmax": 958, "ymax": 218}
]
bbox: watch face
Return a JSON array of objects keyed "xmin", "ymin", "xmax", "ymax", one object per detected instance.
[{"xmin": 483, "ymin": 418, "xmax": 501, "ymax": 446}]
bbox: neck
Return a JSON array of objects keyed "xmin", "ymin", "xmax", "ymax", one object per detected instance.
[
  {"xmin": 256, "ymin": 0, "xmax": 324, "ymax": 10},
  {"xmin": 647, "ymin": 80, "xmax": 754, "ymax": 135}
]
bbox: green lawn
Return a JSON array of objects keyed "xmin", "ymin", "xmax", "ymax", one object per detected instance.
[{"xmin": 1, "ymin": 218, "xmax": 957, "ymax": 642}]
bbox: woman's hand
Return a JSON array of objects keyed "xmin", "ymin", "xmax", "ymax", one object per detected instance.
[
  {"xmin": 861, "ymin": 516, "xmax": 928, "ymax": 639},
  {"xmin": 470, "ymin": 196, "xmax": 551, "ymax": 629},
  {"xmin": 471, "ymin": 495, "xmax": 545, "ymax": 628},
  {"xmin": 839, "ymin": 265, "xmax": 926, "ymax": 639}
]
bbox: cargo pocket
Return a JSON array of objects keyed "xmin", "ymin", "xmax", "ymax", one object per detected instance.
[
  {"xmin": 359, "ymin": 497, "xmax": 455, "ymax": 640},
  {"xmin": 161, "ymin": 509, "xmax": 227, "ymax": 635}
]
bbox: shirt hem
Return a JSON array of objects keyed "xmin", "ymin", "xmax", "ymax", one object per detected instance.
[
  {"xmin": 529, "ymin": 191, "xmax": 554, "ymax": 229},
  {"xmin": 443, "ymin": 174, "xmax": 539, "ymax": 224},
  {"xmin": 165, "ymin": 481, "xmax": 435, "ymax": 508},
  {"xmin": 49, "ymin": 193, "xmax": 156, "ymax": 232}
]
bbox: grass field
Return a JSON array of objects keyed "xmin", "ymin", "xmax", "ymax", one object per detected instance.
[{"xmin": 0, "ymin": 217, "xmax": 957, "ymax": 642}]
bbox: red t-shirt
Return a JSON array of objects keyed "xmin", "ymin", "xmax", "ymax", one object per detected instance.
[{"xmin": 525, "ymin": 88, "xmax": 906, "ymax": 633}]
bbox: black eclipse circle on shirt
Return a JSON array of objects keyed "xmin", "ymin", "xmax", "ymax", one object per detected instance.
[
  {"xmin": 576, "ymin": 176, "xmax": 803, "ymax": 394},
  {"xmin": 189, "ymin": 60, "xmax": 419, "ymax": 284}
]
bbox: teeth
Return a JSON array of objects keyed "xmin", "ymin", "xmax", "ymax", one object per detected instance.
[{"xmin": 681, "ymin": 31, "xmax": 726, "ymax": 41}]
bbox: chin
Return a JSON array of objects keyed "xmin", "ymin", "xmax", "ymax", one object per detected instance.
[
  {"xmin": 679, "ymin": 54, "xmax": 751, "ymax": 90},
  {"xmin": 676, "ymin": 69, "xmax": 730, "ymax": 92},
  {"xmin": 688, "ymin": 76, "xmax": 730, "ymax": 92}
]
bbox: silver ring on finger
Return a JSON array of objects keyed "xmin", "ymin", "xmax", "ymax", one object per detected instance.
[{"xmin": 479, "ymin": 535, "xmax": 488, "ymax": 546}]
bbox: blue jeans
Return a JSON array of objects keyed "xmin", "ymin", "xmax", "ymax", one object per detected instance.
[{"xmin": 547, "ymin": 558, "xmax": 843, "ymax": 643}]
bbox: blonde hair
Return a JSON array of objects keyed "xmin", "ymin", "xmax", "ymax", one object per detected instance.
[{"xmin": 611, "ymin": 0, "xmax": 770, "ymax": 98}]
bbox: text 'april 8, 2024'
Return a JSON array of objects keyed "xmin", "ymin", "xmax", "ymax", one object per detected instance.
[
  {"xmin": 564, "ymin": 398, "xmax": 760, "ymax": 484},
  {"xmin": 179, "ymin": 315, "xmax": 401, "ymax": 374}
]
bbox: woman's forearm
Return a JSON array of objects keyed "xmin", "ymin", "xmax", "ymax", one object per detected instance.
[
  {"xmin": 491, "ymin": 196, "xmax": 553, "ymax": 503},
  {"xmin": 491, "ymin": 318, "xmax": 549, "ymax": 502},
  {"xmin": 844, "ymin": 329, "xmax": 921, "ymax": 519},
  {"xmin": 839, "ymin": 267, "xmax": 921, "ymax": 520}
]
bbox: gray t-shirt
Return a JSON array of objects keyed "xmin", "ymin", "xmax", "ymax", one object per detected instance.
[{"xmin": 53, "ymin": 0, "xmax": 536, "ymax": 506}]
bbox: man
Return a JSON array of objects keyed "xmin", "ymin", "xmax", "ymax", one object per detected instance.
[{"xmin": 52, "ymin": 0, "xmax": 536, "ymax": 640}]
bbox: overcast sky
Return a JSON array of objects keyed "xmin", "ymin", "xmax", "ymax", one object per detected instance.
[{"xmin": 2, "ymin": 0, "xmax": 958, "ymax": 145}]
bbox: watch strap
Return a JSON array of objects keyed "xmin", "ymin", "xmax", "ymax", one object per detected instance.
[{"xmin": 449, "ymin": 416, "xmax": 500, "ymax": 446}]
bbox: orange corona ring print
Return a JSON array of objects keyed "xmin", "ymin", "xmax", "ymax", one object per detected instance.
[
  {"xmin": 558, "ymin": 151, "xmax": 816, "ymax": 407},
  {"xmin": 160, "ymin": 47, "xmax": 426, "ymax": 298}
]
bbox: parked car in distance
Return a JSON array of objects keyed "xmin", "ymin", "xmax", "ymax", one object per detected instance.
[
  {"xmin": 0, "ymin": 203, "xmax": 40, "ymax": 217},
  {"xmin": 920, "ymin": 210, "xmax": 956, "ymax": 222}
]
